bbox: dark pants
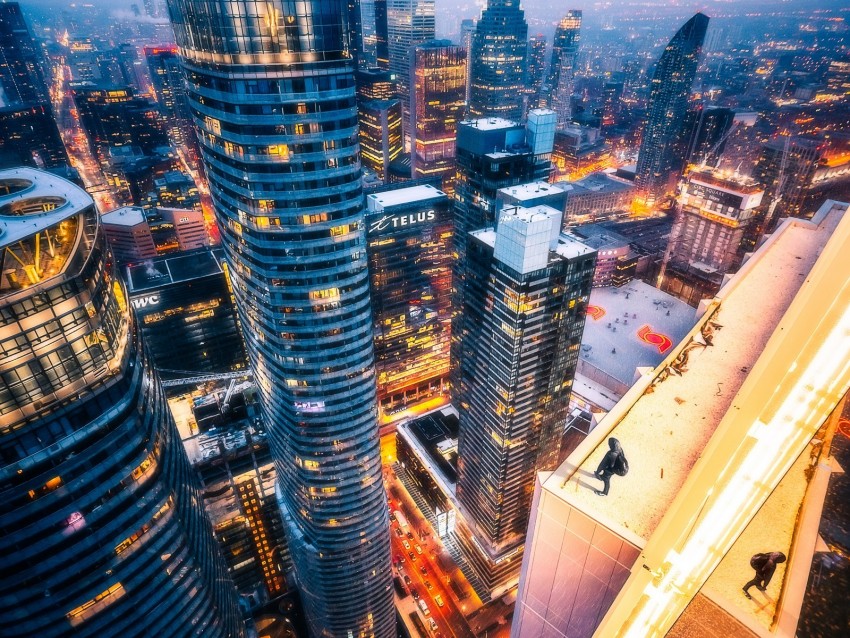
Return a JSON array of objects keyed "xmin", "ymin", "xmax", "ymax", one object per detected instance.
[
  {"xmin": 595, "ymin": 470, "xmax": 612, "ymax": 495},
  {"xmin": 744, "ymin": 572, "xmax": 771, "ymax": 593}
]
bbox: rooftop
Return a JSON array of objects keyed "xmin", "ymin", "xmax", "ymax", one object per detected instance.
[
  {"xmin": 0, "ymin": 167, "xmax": 92, "ymax": 249},
  {"xmin": 101, "ymin": 206, "xmax": 147, "ymax": 227},
  {"xmin": 460, "ymin": 117, "xmax": 519, "ymax": 131},
  {"xmin": 579, "ymin": 282, "xmax": 697, "ymax": 390},
  {"xmin": 571, "ymin": 172, "xmax": 635, "ymax": 194},
  {"xmin": 366, "ymin": 183, "xmax": 446, "ymax": 212},
  {"xmin": 570, "ymin": 225, "xmax": 631, "ymax": 251},
  {"xmin": 498, "ymin": 181, "xmax": 569, "ymax": 202},
  {"xmin": 126, "ymin": 248, "xmax": 224, "ymax": 292}
]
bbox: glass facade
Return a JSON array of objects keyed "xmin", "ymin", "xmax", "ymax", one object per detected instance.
[
  {"xmin": 0, "ymin": 168, "xmax": 243, "ymax": 637},
  {"xmin": 546, "ymin": 11, "xmax": 582, "ymax": 129},
  {"xmin": 634, "ymin": 13, "xmax": 709, "ymax": 207},
  {"xmin": 410, "ymin": 41, "xmax": 466, "ymax": 195},
  {"xmin": 468, "ymin": 0, "xmax": 528, "ymax": 122},
  {"xmin": 166, "ymin": 1, "xmax": 395, "ymax": 636},
  {"xmin": 364, "ymin": 183, "xmax": 452, "ymax": 421}
]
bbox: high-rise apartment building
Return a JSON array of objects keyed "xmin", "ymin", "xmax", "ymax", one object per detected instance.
[
  {"xmin": 634, "ymin": 13, "xmax": 709, "ymax": 208},
  {"xmin": 166, "ymin": 1, "xmax": 395, "ymax": 635},
  {"xmin": 410, "ymin": 41, "xmax": 466, "ymax": 193},
  {"xmin": 546, "ymin": 11, "xmax": 582, "ymax": 128},
  {"xmin": 356, "ymin": 68, "xmax": 403, "ymax": 181},
  {"xmin": 453, "ymin": 204, "xmax": 596, "ymax": 596},
  {"xmin": 0, "ymin": 3, "xmax": 69, "ymax": 170},
  {"xmin": 526, "ymin": 34, "xmax": 547, "ymax": 110},
  {"xmin": 387, "ymin": 0, "xmax": 435, "ymax": 144},
  {"xmin": 684, "ymin": 104, "xmax": 735, "ymax": 167},
  {"xmin": 144, "ymin": 45, "xmax": 199, "ymax": 160},
  {"xmin": 468, "ymin": 0, "xmax": 528, "ymax": 122},
  {"xmin": 0, "ymin": 167, "xmax": 244, "ymax": 638},
  {"xmin": 513, "ymin": 198, "xmax": 850, "ymax": 638},
  {"xmin": 460, "ymin": 19, "xmax": 476, "ymax": 104},
  {"xmin": 364, "ymin": 183, "xmax": 452, "ymax": 427},
  {"xmin": 659, "ymin": 168, "xmax": 764, "ymax": 305}
]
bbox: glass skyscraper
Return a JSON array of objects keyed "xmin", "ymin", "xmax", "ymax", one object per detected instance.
[
  {"xmin": 635, "ymin": 12, "xmax": 709, "ymax": 207},
  {"xmin": 468, "ymin": 0, "xmax": 528, "ymax": 122},
  {"xmin": 546, "ymin": 11, "xmax": 582, "ymax": 129},
  {"xmin": 165, "ymin": 1, "xmax": 395, "ymax": 636},
  {"xmin": 0, "ymin": 168, "xmax": 243, "ymax": 637}
]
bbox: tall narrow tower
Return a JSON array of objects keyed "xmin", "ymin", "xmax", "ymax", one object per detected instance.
[
  {"xmin": 635, "ymin": 12, "xmax": 709, "ymax": 207},
  {"xmin": 166, "ymin": 2, "xmax": 395, "ymax": 636},
  {"xmin": 546, "ymin": 10, "xmax": 582, "ymax": 129},
  {"xmin": 0, "ymin": 168, "xmax": 244, "ymax": 638},
  {"xmin": 468, "ymin": 0, "xmax": 528, "ymax": 122}
]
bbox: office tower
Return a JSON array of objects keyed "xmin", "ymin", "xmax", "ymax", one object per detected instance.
[
  {"xmin": 468, "ymin": 0, "xmax": 528, "ymax": 122},
  {"xmin": 460, "ymin": 19, "xmax": 476, "ymax": 104},
  {"xmin": 452, "ymin": 112, "xmax": 555, "ymax": 271},
  {"xmin": 454, "ymin": 204, "xmax": 596, "ymax": 596},
  {"xmin": 347, "ymin": 0, "xmax": 365, "ymax": 67},
  {"xmin": 387, "ymin": 0, "xmax": 435, "ymax": 144},
  {"xmin": 125, "ymin": 248, "xmax": 249, "ymax": 375},
  {"xmin": 635, "ymin": 13, "xmax": 709, "ymax": 208},
  {"xmin": 144, "ymin": 45, "xmax": 199, "ymax": 157},
  {"xmin": 513, "ymin": 198, "xmax": 850, "ymax": 638},
  {"xmin": 410, "ymin": 41, "xmax": 466, "ymax": 193},
  {"xmin": 685, "ymin": 105, "xmax": 735, "ymax": 167},
  {"xmin": 527, "ymin": 34, "xmax": 547, "ymax": 110},
  {"xmin": 365, "ymin": 183, "xmax": 452, "ymax": 427},
  {"xmin": 547, "ymin": 11, "xmax": 582, "ymax": 128},
  {"xmin": 0, "ymin": 3, "xmax": 69, "ymax": 170},
  {"xmin": 359, "ymin": 99, "xmax": 403, "ymax": 181},
  {"xmin": 70, "ymin": 83, "xmax": 168, "ymax": 163},
  {"xmin": 166, "ymin": 1, "xmax": 395, "ymax": 636},
  {"xmin": 0, "ymin": 2, "xmax": 50, "ymax": 106},
  {"xmin": 551, "ymin": 126, "xmax": 611, "ymax": 182},
  {"xmin": 753, "ymin": 135, "xmax": 824, "ymax": 222},
  {"xmin": 659, "ymin": 168, "xmax": 764, "ymax": 305},
  {"xmin": 0, "ymin": 168, "xmax": 244, "ymax": 637},
  {"xmin": 356, "ymin": 67, "xmax": 397, "ymax": 101},
  {"xmin": 374, "ymin": 0, "xmax": 389, "ymax": 69}
]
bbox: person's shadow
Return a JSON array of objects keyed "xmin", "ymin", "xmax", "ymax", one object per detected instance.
[{"xmin": 572, "ymin": 468, "xmax": 601, "ymax": 492}]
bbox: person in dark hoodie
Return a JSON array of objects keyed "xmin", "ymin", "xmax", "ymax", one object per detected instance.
[
  {"xmin": 594, "ymin": 437, "xmax": 628, "ymax": 496},
  {"xmin": 743, "ymin": 551, "xmax": 787, "ymax": 598}
]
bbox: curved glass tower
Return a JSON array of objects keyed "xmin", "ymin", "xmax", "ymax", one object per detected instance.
[
  {"xmin": 0, "ymin": 168, "xmax": 243, "ymax": 638},
  {"xmin": 165, "ymin": 2, "xmax": 395, "ymax": 636},
  {"xmin": 468, "ymin": 0, "xmax": 528, "ymax": 122},
  {"xmin": 635, "ymin": 12, "xmax": 709, "ymax": 207}
]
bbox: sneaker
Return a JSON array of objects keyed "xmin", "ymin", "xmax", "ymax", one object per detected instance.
[
  {"xmin": 594, "ymin": 490, "xmax": 607, "ymax": 496},
  {"xmin": 742, "ymin": 588, "xmax": 752, "ymax": 599}
]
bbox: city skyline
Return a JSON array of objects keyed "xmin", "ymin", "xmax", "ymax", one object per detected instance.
[{"xmin": 1, "ymin": 0, "xmax": 849, "ymax": 637}]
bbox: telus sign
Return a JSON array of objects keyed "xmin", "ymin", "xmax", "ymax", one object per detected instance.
[{"xmin": 368, "ymin": 209, "xmax": 436, "ymax": 234}]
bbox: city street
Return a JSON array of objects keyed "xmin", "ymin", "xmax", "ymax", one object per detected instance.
[{"xmin": 385, "ymin": 466, "xmax": 479, "ymax": 638}]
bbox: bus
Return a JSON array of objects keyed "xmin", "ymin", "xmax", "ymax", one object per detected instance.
[{"xmin": 394, "ymin": 510, "xmax": 409, "ymax": 529}]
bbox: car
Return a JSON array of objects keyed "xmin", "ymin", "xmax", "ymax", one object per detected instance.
[
  {"xmin": 402, "ymin": 540, "xmax": 410, "ymax": 550},
  {"xmin": 410, "ymin": 587, "xmax": 419, "ymax": 600},
  {"xmin": 434, "ymin": 594, "xmax": 444, "ymax": 608},
  {"xmin": 424, "ymin": 580, "xmax": 433, "ymax": 590},
  {"xmin": 415, "ymin": 544, "xmax": 423, "ymax": 555},
  {"xmin": 428, "ymin": 618, "xmax": 439, "ymax": 632},
  {"xmin": 394, "ymin": 554, "xmax": 404, "ymax": 564},
  {"xmin": 403, "ymin": 575, "xmax": 412, "ymax": 586},
  {"xmin": 406, "ymin": 531, "xmax": 414, "ymax": 539},
  {"xmin": 408, "ymin": 551, "xmax": 416, "ymax": 561},
  {"xmin": 419, "ymin": 566, "xmax": 427, "ymax": 575},
  {"xmin": 417, "ymin": 599, "xmax": 430, "ymax": 616},
  {"xmin": 395, "ymin": 527, "xmax": 404, "ymax": 537}
]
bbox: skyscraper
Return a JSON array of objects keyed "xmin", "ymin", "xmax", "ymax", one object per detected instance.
[
  {"xmin": 387, "ymin": 0, "xmax": 435, "ymax": 144},
  {"xmin": 167, "ymin": 1, "xmax": 395, "ymax": 636},
  {"xmin": 410, "ymin": 41, "xmax": 466, "ymax": 193},
  {"xmin": 526, "ymin": 34, "xmax": 547, "ymax": 111},
  {"xmin": 454, "ymin": 204, "xmax": 596, "ymax": 596},
  {"xmin": 374, "ymin": 0, "xmax": 389, "ymax": 69},
  {"xmin": 144, "ymin": 45, "xmax": 200, "ymax": 163},
  {"xmin": 0, "ymin": 167, "xmax": 244, "ymax": 638},
  {"xmin": 468, "ymin": 0, "xmax": 528, "ymax": 122},
  {"xmin": 460, "ymin": 19, "xmax": 476, "ymax": 105},
  {"xmin": 634, "ymin": 12, "xmax": 709, "ymax": 208},
  {"xmin": 0, "ymin": 3, "xmax": 69, "ymax": 169},
  {"xmin": 546, "ymin": 11, "xmax": 582, "ymax": 129}
]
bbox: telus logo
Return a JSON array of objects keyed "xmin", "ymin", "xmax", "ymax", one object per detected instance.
[{"xmin": 369, "ymin": 210, "xmax": 436, "ymax": 233}]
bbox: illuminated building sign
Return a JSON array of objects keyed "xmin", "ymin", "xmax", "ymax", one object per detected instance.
[
  {"xmin": 368, "ymin": 210, "xmax": 436, "ymax": 234},
  {"xmin": 131, "ymin": 295, "xmax": 160, "ymax": 309}
]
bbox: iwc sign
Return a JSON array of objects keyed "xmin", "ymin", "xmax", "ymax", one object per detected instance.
[
  {"xmin": 131, "ymin": 294, "xmax": 160, "ymax": 310},
  {"xmin": 368, "ymin": 209, "xmax": 436, "ymax": 234}
]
